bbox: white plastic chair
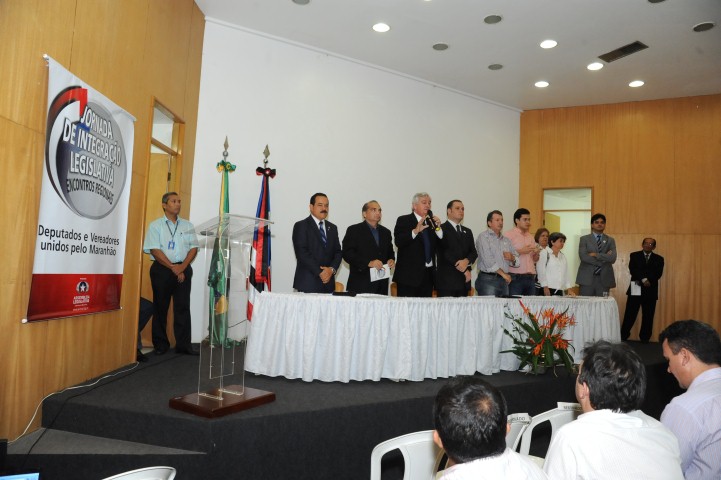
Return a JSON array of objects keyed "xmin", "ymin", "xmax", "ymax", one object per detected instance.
[
  {"xmin": 506, "ymin": 412, "xmax": 531, "ymax": 451},
  {"xmin": 370, "ymin": 430, "xmax": 445, "ymax": 480},
  {"xmin": 518, "ymin": 402, "xmax": 582, "ymax": 456},
  {"xmin": 102, "ymin": 466, "xmax": 176, "ymax": 480}
]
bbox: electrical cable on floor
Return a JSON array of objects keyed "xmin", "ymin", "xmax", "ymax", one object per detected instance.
[{"xmin": 9, "ymin": 361, "xmax": 141, "ymax": 445}]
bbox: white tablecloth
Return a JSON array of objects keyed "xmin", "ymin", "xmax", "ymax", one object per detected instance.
[{"xmin": 245, "ymin": 293, "xmax": 620, "ymax": 382}]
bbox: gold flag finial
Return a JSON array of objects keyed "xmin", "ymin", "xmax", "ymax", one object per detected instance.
[{"xmin": 263, "ymin": 145, "xmax": 270, "ymax": 167}]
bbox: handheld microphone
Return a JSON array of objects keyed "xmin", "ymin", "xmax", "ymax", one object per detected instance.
[{"xmin": 425, "ymin": 210, "xmax": 441, "ymax": 231}]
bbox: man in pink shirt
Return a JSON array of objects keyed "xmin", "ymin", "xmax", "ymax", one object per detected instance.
[{"xmin": 505, "ymin": 208, "xmax": 540, "ymax": 296}]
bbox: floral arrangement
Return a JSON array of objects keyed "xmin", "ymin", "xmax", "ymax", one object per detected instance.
[{"xmin": 503, "ymin": 300, "xmax": 576, "ymax": 375}]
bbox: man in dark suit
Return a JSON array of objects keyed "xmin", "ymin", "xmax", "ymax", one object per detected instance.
[
  {"xmin": 292, "ymin": 192, "xmax": 342, "ymax": 293},
  {"xmin": 576, "ymin": 213, "xmax": 617, "ymax": 296},
  {"xmin": 436, "ymin": 200, "xmax": 477, "ymax": 297},
  {"xmin": 393, "ymin": 192, "xmax": 443, "ymax": 297},
  {"xmin": 621, "ymin": 238, "xmax": 665, "ymax": 342},
  {"xmin": 342, "ymin": 200, "xmax": 396, "ymax": 294}
]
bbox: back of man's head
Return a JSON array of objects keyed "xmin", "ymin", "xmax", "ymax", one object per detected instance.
[
  {"xmin": 433, "ymin": 376, "xmax": 507, "ymax": 464},
  {"xmin": 660, "ymin": 320, "xmax": 721, "ymax": 366},
  {"xmin": 579, "ymin": 341, "xmax": 646, "ymax": 413}
]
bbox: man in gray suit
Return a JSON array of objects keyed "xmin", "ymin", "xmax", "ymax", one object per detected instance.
[{"xmin": 576, "ymin": 213, "xmax": 617, "ymax": 296}]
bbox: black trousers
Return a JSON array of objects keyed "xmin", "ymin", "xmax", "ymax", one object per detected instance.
[
  {"xmin": 621, "ymin": 295, "xmax": 657, "ymax": 342},
  {"xmin": 396, "ymin": 267, "xmax": 434, "ymax": 297},
  {"xmin": 149, "ymin": 262, "xmax": 193, "ymax": 351}
]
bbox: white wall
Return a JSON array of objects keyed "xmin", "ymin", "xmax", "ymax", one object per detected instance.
[{"xmin": 188, "ymin": 21, "xmax": 521, "ymax": 340}]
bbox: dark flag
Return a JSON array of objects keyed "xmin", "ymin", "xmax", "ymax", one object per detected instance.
[{"xmin": 248, "ymin": 145, "xmax": 275, "ymax": 320}]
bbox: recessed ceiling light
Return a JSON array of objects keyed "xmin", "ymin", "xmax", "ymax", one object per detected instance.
[
  {"xmin": 587, "ymin": 62, "xmax": 604, "ymax": 71},
  {"xmin": 535, "ymin": 81, "xmax": 549, "ymax": 88},
  {"xmin": 484, "ymin": 14, "xmax": 503, "ymax": 25},
  {"xmin": 647, "ymin": 0, "xmax": 666, "ymax": 3},
  {"xmin": 372, "ymin": 23, "xmax": 390, "ymax": 33},
  {"xmin": 488, "ymin": 64, "xmax": 503, "ymax": 71},
  {"xmin": 540, "ymin": 40, "xmax": 557, "ymax": 49},
  {"xmin": 432, "ymin": 43, "xmax": 449, "ymax": 51},
  {"xmin": 292, "ymin": 0, "xmax": 310, "ymax": 4},
  {"xmin": 693, "ymin": 22, "xmax": 715, "ymax": 33},
  {"xmin": 629, "ymin": 80, "xmax": 645, "ymax": 88}
]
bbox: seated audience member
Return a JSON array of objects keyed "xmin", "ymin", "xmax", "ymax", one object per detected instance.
[
  {"xmin": 137, "ymin": 297, "xmax": 155, "ymax": 362},
  {"xmin": 433, "ymin": 376, "xmax": 547, "ymax": 479},
  {"xmin": 544, "ymin": 341, "xmax": 683, "ymax": 480},
  {"xmin": 536, "ymin": 232, "xmax": 575, "ymax": 296},
  {"xmin": 659, "ymin": 320, "xmax": 721, "ymax": 480}
]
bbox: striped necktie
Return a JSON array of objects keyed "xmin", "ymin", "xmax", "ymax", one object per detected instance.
[
  {"xmin": 593, "ymin": 235, "xmax": 603, "ymax": 275},
  {"xmin": 319, "ymin": 221, "xmax": 327, "ymax": 247}
]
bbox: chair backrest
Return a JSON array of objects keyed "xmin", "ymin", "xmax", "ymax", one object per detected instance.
[
  {"xmin": 370, "ymin": 430, "xmax": 444, "ymax": 480},
  {"xmin": 518, "ymin": 402, "xmax": 582, "ymax": 456},
  {"xmin": 506, "ymin": 413, "xmax": 531, "ymax": 451},
  {"xmin": 101, "ymin": 466, "xmax": 176, "ymax": 480}
]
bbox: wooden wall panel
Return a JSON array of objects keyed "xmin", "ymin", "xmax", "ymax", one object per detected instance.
[
  {"xmin": 0, "ymin": 0, "xmax": 204, "ymax": 440},
  {"xmin": 521, "ymin": 94, "xmax": 721, "ymax": 340},
  {"xmin": 0, "ymin": 116, "xmax": 48, "ymax": 436},
  {"xmin": 72, "ymin": 0, "xmax": 150, "ymax": 117},
  {"xmin": 673, "ymin": 96, "xmax": 721, "ymax": 234},
  {"xmin": 0, "ymin": 0, "xmax": 75, "ymax": 130},
  {"xmin": 145, "ymin": 0, "xmax": 194, "ymax": 117},
  {"xmin": 518, "ymin": 110, "xmax": 541, "ymax": 210}
]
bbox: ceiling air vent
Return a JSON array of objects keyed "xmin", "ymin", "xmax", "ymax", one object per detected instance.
[{"xmin": 598, "ymin": 41, "xmax": 648, "ymax": 63}]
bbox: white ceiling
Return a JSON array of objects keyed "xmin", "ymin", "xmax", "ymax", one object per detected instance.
[{"xmin": 195, "ymin": 0, "xmax": 721, "ymax": 111}]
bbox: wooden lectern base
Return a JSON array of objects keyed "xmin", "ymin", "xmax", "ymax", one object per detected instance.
[{"xmin": 169, "ymin": 386, "xmax": 275, "ymax": 418}]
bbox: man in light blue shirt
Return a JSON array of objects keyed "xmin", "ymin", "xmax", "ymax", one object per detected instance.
[
  {"xmin": 474, "ymin": 210, "xmax": 519, "ymax": 296},
  {"xmin": 660, "ymin": 320, "xmax": 721, "ymax": 480},
  {"xmin": 143, "ymin": 192, "xmax": 199, "ymax": 355}
]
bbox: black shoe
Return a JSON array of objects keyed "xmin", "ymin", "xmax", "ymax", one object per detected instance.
[
  {"xmin": 176, "ymin": 346, "xmax": 200, "ymax": 356},
  {"xmin": 154, "ymin": 346, "xmax": 169, "ymax": 355},
  {"xmin": 136, "ymin": 349, "xmax": 148, "ymax": 362}
]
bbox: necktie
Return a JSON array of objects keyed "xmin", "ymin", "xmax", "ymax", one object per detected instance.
[
  {"xmin": 456, "ymin": 224, "xmax": 462, "ymax": 235},
  {"xmin": 645, "ymin": 253, "xmax": 650, "ymax": 263},
  {"xmin": 593, "ymin": 235, "xmax": 603, "ymax": 275},
  {"xmin": 371, "ymin": 226, "xmax": 379, "ymax": 246},
  {"xmin": 319, "ymin": 221, "xmax": 327, "ymax": 246},
  {"xmin": 422, "ymin": 229, "xmax": 432, "ymax": 264}
]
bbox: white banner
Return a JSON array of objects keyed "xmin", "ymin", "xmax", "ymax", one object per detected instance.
[{"xmin": 26, "ymin": 56, "xmax": 135, "ymax": 321}]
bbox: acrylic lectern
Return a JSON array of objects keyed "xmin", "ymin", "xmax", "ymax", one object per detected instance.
[{"xmin": 169, "ymin": 213, "xmax": 275, "ymax": 417}]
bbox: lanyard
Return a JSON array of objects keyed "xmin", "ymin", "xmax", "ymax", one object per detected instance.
[{"xmin": 166, "ymin": 220, "xmax": 179, "ymax": 242}]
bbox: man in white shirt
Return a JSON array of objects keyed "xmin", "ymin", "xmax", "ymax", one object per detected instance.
[
  {"xmin": 660, "ymin": 320, "xmax": 721, "ymax": 480},
  {"xmin": 433, "ymin": 376, "xmax": 547, "ymax": 480},
  {"xmin": 544, "ymin": 341, "xmax": 683, "ymax": 480}
]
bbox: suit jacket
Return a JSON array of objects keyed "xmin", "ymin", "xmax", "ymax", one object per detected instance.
[
  {"xmin": 576, "ymin": 233, "xmax": 617, "ymax": 288},
  {"xmin": 625, "ymin": 251, "xmax": 664, "ymax": 300},
  {"xmin": 393, "ymin": 212, "xmax": 438, "ymax": 287},
  {"xmin": 436, "ymin": 221, "xmax": 478, "ymax": 292},
  {"xmin": 342, "ymin": 221, "xmax": 395, "ymax": 294},
  {"xmin": 292, "ymin": 215, "xmax": 342, "ymax": 293}
]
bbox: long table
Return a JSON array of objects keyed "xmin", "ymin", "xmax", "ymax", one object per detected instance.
[{"xmin": 245, "ymin": 293, "xmax": 620, "ymax": 382}]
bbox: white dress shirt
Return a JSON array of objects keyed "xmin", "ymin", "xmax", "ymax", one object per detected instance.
[{"xmin": 544, "ymin": 409, "xmax": 683, "ymax": 480}]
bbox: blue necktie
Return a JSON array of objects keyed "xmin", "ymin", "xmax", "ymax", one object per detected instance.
[
  {"xmin": 319, "ymin": 221, "xmax": 327, "ymax": 247},
  {"xmin": 422, "ymin": 229, "xmax": 432, "ymax": 264},
  {"xmin": 370, "ymin": 226, "xmax": 379, "ymax": 246}
]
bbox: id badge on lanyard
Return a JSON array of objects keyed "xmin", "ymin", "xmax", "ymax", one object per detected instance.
[{"xmin": 166, "ymin": 221, "xmax": 179, "ymax": 251}]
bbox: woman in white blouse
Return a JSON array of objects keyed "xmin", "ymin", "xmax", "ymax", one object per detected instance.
[{"xmin": 536, "ymin": 232, "xmax": 576, "ymax": 296}]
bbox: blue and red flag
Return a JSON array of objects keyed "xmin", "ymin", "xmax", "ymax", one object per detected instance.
[{"xmin": 247, "ymin": 147, "xmax": 275, "ymax": 320}]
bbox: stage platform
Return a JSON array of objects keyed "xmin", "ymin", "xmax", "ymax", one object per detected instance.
[{"xmin": 6, "ymin": 341, "xmax": 682, "ymax": 480}]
